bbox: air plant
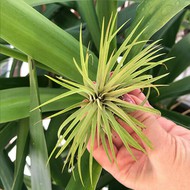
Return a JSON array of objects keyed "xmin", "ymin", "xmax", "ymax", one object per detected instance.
[{"xmin": 34, "ymin": 14, "xmax": 170, "ymax": 183}]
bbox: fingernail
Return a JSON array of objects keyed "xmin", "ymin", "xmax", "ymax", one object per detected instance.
[{"xmin": 122, "ymin": 94, "xmax": 135, "ymax": 104}]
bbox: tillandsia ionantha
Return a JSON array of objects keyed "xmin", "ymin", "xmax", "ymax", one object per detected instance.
[{"xmin": 34, "ymin": 14, "xmax": 171, "ymax": 183}]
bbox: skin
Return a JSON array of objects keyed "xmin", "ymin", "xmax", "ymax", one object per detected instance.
[{"xmin": 87, "ymin": 89, "xmax": 190, "ymax": 190}]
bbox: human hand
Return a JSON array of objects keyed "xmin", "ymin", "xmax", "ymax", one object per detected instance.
[{"xmin": 87, "ymin": 89, "xmax": 190, "ymax": 190}]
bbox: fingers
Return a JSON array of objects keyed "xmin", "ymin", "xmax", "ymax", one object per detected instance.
[
  {"xmin": 129, "ymin": 93, "xmax": 147, "ymax": 105},
  {"xmin": 111, "ymin": 92, "xmax": 152, "ymax": 150},
  {"xmin": 128, "ymin": 89, "xmax": 142, "ymax": 97},
  {"xmin": 122, "ymin": 94, "xmax": 136, "ymax": 104},
  {"xmin": 157, "ymin": 117, "xmax": 190, "ymax": 140},
  {"xmin": 111, "ymin": 118, "xmax": 137, "ymax": 149},
  {"xmin": 87, "ymin": 133, "xmax": 144, "ymax": 174},
  {"xmin": 141, "ymin": 115, "xmax": 168, "ymax": 150},
  {"xmin": 129, "ymin": 89, "xmax": 146, "ymax": 102},
  {"xmin": 127, "ymin": 93, "xmax": 190, "ymax": 154},
  {"xmin": 124, "ymin": 93, "xmax": 169, "ymax": 153},
  {"xmin": 128, "ymin": 92, "xmax": 190, "ymax": 144},
  {"xmin": 87, "ymin": 135, "xmax": 118, "ymax": 169},
  {"xmin": 129, "ymin": 89, "xmax": 151, "ymax": 107}
]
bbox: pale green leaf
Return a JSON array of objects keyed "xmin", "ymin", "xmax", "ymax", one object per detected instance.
[{"xmin": 28, "ymin": 58, "xmax": 51, "ymax": 190}]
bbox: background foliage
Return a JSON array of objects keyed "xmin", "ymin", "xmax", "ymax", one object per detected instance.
[{"xmin": 0, "ymin": 0, "xmax": 190, "ymax": 189}]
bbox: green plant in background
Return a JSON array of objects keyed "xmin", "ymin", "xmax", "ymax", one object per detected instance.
[{"xmin": 0, "ymin": 0, "xmax": 190, "ymax": 190}]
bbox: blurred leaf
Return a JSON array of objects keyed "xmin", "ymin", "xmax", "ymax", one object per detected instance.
[
  {"xmin": 52, "ymin": 184, "xmax": 65, "ymax": 190},
  {"xmin": 96, "ymin": 173, "xmax": 113, "ymax": 190},
  {"xmin": 158, "ymin": 33, "xmax": 190, "ymax": 83},
  {"xmin": 0, "ymin": 45, "xmax": 57, "ymax": 74},
  {"xmin": 96, "ymin": 0, "xmax": 117, "ymax": 28},
  {"xmin": 159, "ymin": 108, "xmax": 190, "ymax": 129},
  {"xmin": 117, "ymin": 0, "xmax": 126, "ymax": 7},
  {"xmin": 53, "ymin": 6, "xmax": 80, "ymax": 29},
  {"xmin": 0, "ymin": 38, "xmax": 8, "ymax": 44},
  {"xmin": 42, "ymin": 4, "xmax": 61, "ymax": 19},
  {"xmin": 0, "ymin": 87, "xmax": 83, "ymax": 123},
  {"xmin": 65, "ymin": 151, "xmax": 102, "ymax": 190},
  {"xmin": 46, "ymin": 114, "xmax": 71, "ymax": 188},
  {"xmin": 151, "ymin": 10, "xmax": 186, "ymax": 48},
  {"xmin": 126, "ymin": 0, "xmax": 190, "ymax": 59},
  {"xmin": 0, "ymin": 179, "xmax": 3, "ymax": 188},
  {"xmin": 0, "ymin": 54, "xmax": 8, "ymax": 61},
  {"xmin": 64, "ymin": 24, "xmax": 91, "ymax": 44},
  {"xmin": 24, "ymin": 0, "xmax": 73, "ymax": 6},
  {"xmin": 150, "ymin": 76, "xmax": 190, "ymax": 102},
  {"xmin": 28, "ymin": 58, "xmax": 51, "ymax": 190},
  {"xmin": 117, "ymin": 3, "xmax": 138, "ymax": 34},
  {"xmin": 0, "ymin": 150, "xmax": 14, "ymax": 190},
  {"xmin": 23, "ymin": 175, "xmax": 31, "ymax": 190},
  {"xmin": 96, "ymin": 0, "xmax": 117, "ymax": 52},
  {"xmin": 11, "ymin": 119, "xmax": 29, "ymax": 190},
  {"xmin": 9, "ymin": 59, "xmax": 21, "ymax": 78},
  {"xmin": 0, "ymin": 44, "xmax": 28, "ymax": 62},
  {"xmin": 77, "ymin": 0, "xmax": 100, "ymax": 50},
  {"xmin": 109, "ymin": 178, "xmax": 131, "ymax": 190},
  {"xmin": 1, "ymin": 0, "xmax": 98, "ymax": 82},
  {"xmin": 0, "ymin": 123, "xmax": 6, "ymax": 130},
  {"xmin": 0, "ymin": 122, "xmax": 18, "ymax": 151},
  {"xmin": 36, "ymin": 4, "xmax": 61, "ymax": 20},
  {"xmin": 65, "ymin": 25, "xmax": 81, "ymax": 40},
  {"xmin": 0, "ymin": 76, "xmax": 49, "ymax": 90}
]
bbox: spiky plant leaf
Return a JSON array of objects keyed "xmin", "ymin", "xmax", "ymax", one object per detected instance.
[{"xmin": 35, "ymin": 14, "xmax": 169, "ymax": 183}]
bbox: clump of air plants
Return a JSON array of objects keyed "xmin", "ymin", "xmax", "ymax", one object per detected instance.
[{"xmin": 35, "ymin": 14, "xmax": 170, "ymax": 183}]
